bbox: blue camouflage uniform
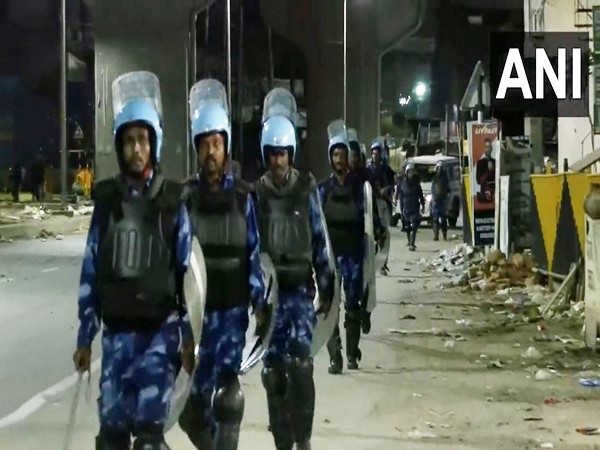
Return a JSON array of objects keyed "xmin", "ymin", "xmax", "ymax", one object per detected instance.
[
  {"xmin": 431, "ymin": 169, "xmax": 449, "ymax": 237},
  {"xmin": 182, "ymin": 172, "xmax": 265, "ymax": 435},
  {"xmin": 77, "ymin": 173, "xmax": 192, "ymax": 439},
  {"xmin": 319, "ymin": 172, "xmax": 384, "ymax": 372},
  {"xmin": 264, "ymin": 184, "xmax": 332, "ymax": 365},
  {"xmin": 399, "ymin": 175, "xmax": 425, "ymax": 248}
]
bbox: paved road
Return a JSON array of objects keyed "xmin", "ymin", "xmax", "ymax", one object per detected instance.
[
  {"xmin": 0, "ymin": 235, "xmax": 100, "ymax": 418},
  {"xmin": 2, "ymin": 227, "xmax": 597, "ymax": 449}
]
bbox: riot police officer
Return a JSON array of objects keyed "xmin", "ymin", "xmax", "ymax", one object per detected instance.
[
  {"xmin": 178, "ymin": 79, "xmax": 267, "ymax": 450},
  {"xmin": 256, "ymin": 88, "xmax": 335, "ymax": 450},
  {"xmin": 72, "ymin": 71, "xmax": 195, "ymax": 450},
  {"xmin": 320, "ymin": 120, "xmax": 384, "ymax": 374}
]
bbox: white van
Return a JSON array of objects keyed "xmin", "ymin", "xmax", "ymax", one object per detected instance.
[{"xmin": 393, "ymin": 155, "xmax": 462, "ymax": 227}]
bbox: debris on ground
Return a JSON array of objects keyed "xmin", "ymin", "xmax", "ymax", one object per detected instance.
[
  {"xmin": 521, "ymin": 346, "xmax": 542, "ymax": 359},
  {"xmin": 543, "ymin": 397, "xmax": 560, "ymax": 405},
  {"xmin": 0, "ymin": 202, "xmax": 93, "ymax": 225},
  {"xmin": 579, "ymin": 378, "xmax": 600, "ymax": 388},
  {"xmin": 534, "ymin": 369, "xmax": 554, "ymax": 381},
  {"xmin": 576, "ymin": 426, "xmax": 600, "ymax": 435}
]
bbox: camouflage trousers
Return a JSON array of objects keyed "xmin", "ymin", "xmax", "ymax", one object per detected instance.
[
  {"xmin": 189, "ymin": 306, "xmax": 249, "ymax": 430},
  {"xmin": 336, "ymin": 255, "xmax": 363, "ymax": 311},
  {"xmin": 265, "ymin": 286, "xmax": 317, "ymax": 366},
  {"xmin": 98, "ymin": 315, "xmax": 181, "ymax": 432}
]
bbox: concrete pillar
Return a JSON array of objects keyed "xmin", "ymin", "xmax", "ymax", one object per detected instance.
[
  {"xmin": 260, "ymin": 0, "xmax": 426, "ymax": 179},
  {"xmin": 524, "ymin": 117, "xmax": 545, "ymax": 172},
  {"xmin": 94, "ymin": 0, "xmax": 214, "ymax": 181}
]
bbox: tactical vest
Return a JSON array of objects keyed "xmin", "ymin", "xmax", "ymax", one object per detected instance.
[
  {"xmin": 187, "ymin": 180, "xmax": 249, "ymax": 310},
  {"xmin": 93, "ymin": 175, "xmax": 181, "ymax": 331},
  {"xmin": 323, "ymin": 181, "xmax": 363, "ymax": 257},
  {"xmin": 256, "ymin": 173, "xmax": 314, "ymax": 289}
]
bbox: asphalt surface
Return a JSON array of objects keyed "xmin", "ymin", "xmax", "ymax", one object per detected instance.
[
  {"xmin": 4, "ymin": 226, "xmax": 597, "ymax": 449},
  {"xmin": 0, "ymin": 235, "xmax": 100, "ymax": 418}
]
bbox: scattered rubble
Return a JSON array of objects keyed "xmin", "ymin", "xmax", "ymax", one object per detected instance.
[{"xmin": 0, "ymin": 202, "xmax": 93, "ymax": 226}]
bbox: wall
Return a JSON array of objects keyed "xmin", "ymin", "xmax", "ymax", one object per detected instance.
[{"xmin": 524, "ymin": 0, "xmax": 598, "ymax": 170}]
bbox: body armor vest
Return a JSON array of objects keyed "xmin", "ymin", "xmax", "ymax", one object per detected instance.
[
  {"xmin": 94, "ymin": 175, "xmax": 181, "ymax": 331},
  {"xmin": 323, "ymin": 181, "xmax": 363, "ymax": 257},
  {"xmin": 256, "ymin": 173, "xmax": 314, "ymax": 289},
  {"xmin": 187, "ymin": 182, "xmax": 249, "ymax": 310}
]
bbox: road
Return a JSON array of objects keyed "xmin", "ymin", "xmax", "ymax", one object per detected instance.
[
  {"xmin": 1, "ymin": 229, "xmax": 600, "ymax": 449},
  {"xmin": 0, "ymin": 235, "xmax": 100, "ymax": 419}
]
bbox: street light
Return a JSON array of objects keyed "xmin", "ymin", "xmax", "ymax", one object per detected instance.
[{"xmin": 414, "ymin": 81, "xmax": 427, "ymax": 100}]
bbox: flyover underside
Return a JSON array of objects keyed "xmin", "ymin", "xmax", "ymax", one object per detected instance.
[{"xmin": 261, "ymin": 0, "xmax": 426, "ymax": 180}]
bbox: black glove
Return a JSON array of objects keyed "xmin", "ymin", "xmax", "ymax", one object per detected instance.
[
  {"xmin": 316, "ymin": 273, "xmax": 335, "ymax": 319},
  {"xmin": 254, "ymin": 304, "xmax": 273, "ymax": 339}
]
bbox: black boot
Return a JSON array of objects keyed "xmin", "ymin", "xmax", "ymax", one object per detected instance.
[
  {"xmin": 295, "ymin": 441, "xmax": 312, "ymax": 450},
  {"xmin": 132, "ymin": 424, "xmax": 170, "ymax": 450},
  {"xmin": 433, "ymin": 222, "xmax": 439, "ymax": 241},
  {"xmin": 213, "ymin": 374, "xmax": 244, "ymax": 450},
  {"xmin": 96, "ymin": 427, "xmax": 131, "ymax": 450},
  {"xmin": 345, "ymin": 310, "xmax": 362, "ymax": 370},
  {"xmin": 287, "ymin": 357, "xmax": 315, "ymax": 448},
  {"xmin": 406, "ymin": 230, "xmax": 411, "ymax": 246},
  {"xmin": 179, "ymin": 393, "xmax": 215, "ymax": 450},
  {"xmin": 326, "ymin": 323, "xmax": 343, "ymax": 374},
  {"xmin": 361, "ymin": 310, "xmax": 371, "ymax": 335},
  {"xmin": 409, "ymin": 230, "xmax": 417, "ymax": 251},
  {"xmin": 442, "ymin": 228, "xmax": 447, "ymax": 241},
  {"xmin": 262, "ymin": 365, "xmax": 294, "ymax": 450}
]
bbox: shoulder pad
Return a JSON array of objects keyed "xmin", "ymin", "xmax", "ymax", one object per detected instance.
[
  {"xmin": 91, "ymin": 177, "xmax": 120, "ymax": 204},
  {"xmin": 234, "ymin": 177, "xmax": 252, "ymax": 196},
  {"xmin": 159, "ymin": 179, "xmax": 184, "ymax": 208},
  {"xmin": 298, "ymin": 171, "xmax": 317, "ymax": 191}
]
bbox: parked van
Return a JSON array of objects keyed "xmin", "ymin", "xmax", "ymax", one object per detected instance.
[{"xmin": 393, "ymin": 155, "xmax": 462, "ymax": 227}]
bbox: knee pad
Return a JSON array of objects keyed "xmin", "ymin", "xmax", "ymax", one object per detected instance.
[
  {"xmin": 96, "ymin": 427, "xmax": 130, "ymax": 450},
  {"xmin": 213, "ymin": 375, "xmax": 244, "ymax": 424},
  {"xmin": 178, "ymin": 392, "xmax": 213, "ymax": 434},
  {"xmin": 261, "ymin": 365, "xmax": 287, "ymax": 395},
  {"xmin": 287, "ymin": 357, "xmax": 313, "ymax": 381}
]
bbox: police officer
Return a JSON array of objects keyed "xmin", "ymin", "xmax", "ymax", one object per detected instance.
[
  {"xmin": 368, "ymin": 137, "xmax": 396, "ymax": 274},
  {"xmin": 256, "ymin": 88, "xmax": 335, "ymax": 450},
  {"xmin": 178, "ymin": 79, "xmax": 267, "ymax": 450},
  {"xmin": 72, "ymin": 71, "xmax": 194, "ymax": 450},
  {"xmin": 399, "ymin": 163, "xmax": 425, "ymax": 251},
  {"xmin": 321, "ymin": 121, "xmax": 384, "ymax": 374},
  {"xmin": 431, "ymin": 160, "xmax": 449, "ymax": 241}
]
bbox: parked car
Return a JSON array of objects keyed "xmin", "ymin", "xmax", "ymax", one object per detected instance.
[{"xmin": 392, "ymin": 154, "xmax": 462, "ymax": 228}]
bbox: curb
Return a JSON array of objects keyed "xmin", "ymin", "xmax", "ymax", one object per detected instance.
[{"xmin": 0, "ymin": 215, "xmax": 91, "ymax": 240}]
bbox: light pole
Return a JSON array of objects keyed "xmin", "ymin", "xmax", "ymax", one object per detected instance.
[
  {"xmin": 60, "ymin": 0, "xmax": 67, "ymax": 203},
  {"xmin": 343, "ymin": 0, "xmax": 347, "ymax": 122},
  {"xmin": 226, "ymin": 0, "xmax": 232, "ymax": 112}
]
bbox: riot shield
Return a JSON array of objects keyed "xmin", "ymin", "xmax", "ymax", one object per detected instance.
[
  {"xmin": 240, "ymin": 253, "xmax": 279, "ymax": 374},
  {"xmin": 164, "ymin": 236, "xmax": 206, "ymax": 431},
  {"xmin": 363, "ymin": 181, "xmax": 377, "ymax": 312},
  {"xmin": 375, "ymin": 198, "xmax": 391, "ymax": 271},
  {"xmin": 311, "ymin": 191, "xmax": 342, "ymax": 356}
]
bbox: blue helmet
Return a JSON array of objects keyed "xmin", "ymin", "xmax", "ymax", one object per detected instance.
[
  {"xmin": 112, "ymin": 71, "xmax": 163, "ymax": 167},
  {"xmin": 189, "ymin": 79, "xmax": 231, "ymax": 155},
  {"xmin": 260, "ymin": 115, "xmax": 297, "ymax": 163},
  {"xmin": 260, "ymin": 88, "xmax": 298, "ymax": 164},
  {"xmin": 347, "ymin": 127, "xmax": 360, "ymax": 155},
  {"xmin": 327, "ymin": 119, "xmax": 349, "ymax": 164}
]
